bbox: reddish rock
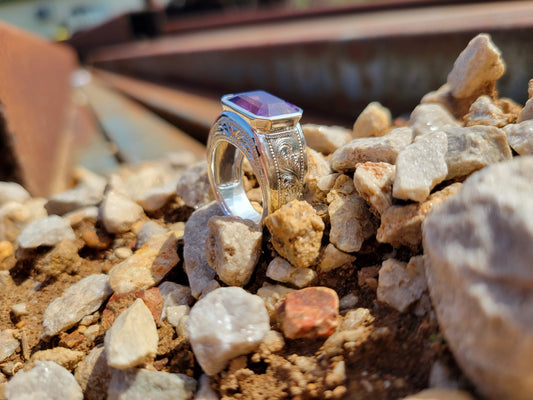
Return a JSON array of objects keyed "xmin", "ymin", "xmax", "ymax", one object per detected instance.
[
  {"xmin": 58, "ymin": 331, "xmax": 85, "ymax": 348},
  {"xmin": 276, "ymin": 287, "xmax": 339, "ymax": 340},
  {"xmin": 101, "ymin": 287, "xmax": 163, "ymax": 331}
]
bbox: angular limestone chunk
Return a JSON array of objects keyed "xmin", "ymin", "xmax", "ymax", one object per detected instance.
[
  {"xmin": 447, "ymin": 34, "xmax": 505, "ymax": 99},
  {"xmin": 302, "ymin": 124, "xmax": 352, "ymax": 155},
  {"xmin": 409, "ymin": 103, "xmax": 460, "ymax": 138},
  {"xmin": 503, "ymin": 121, "xmax": 533, "ymax": 155},
  {"xmin": 423, "ymin": 157, "xmax": 533, "ymax": 400},
  {"xmin": 377, "ymin": 256, "xmax": 427, "ymax": 313},
  {"xmin": 393, "ymin": 131, "xmax": 448, "ymax": 202},
  {"xmin": 330, "ymin": 127, "xmax": 413, "ymax": 172},
  {"xmin": 352, "ymin": 102, "xmax": 392, "ymax": 138},
  {"xmin": 266, "ymin": 257, "xmax": 317, "ymax": 288},
  {"xmin": 187, "ymin": 287, "xmax": 269, "ymax": 376},
  {"xmin": 377, "ymin": 183, "xmax": 461, "ymax": 250},
  {"xmin": 304, "ymin": 148, "xmax": 332, "ymax": 204},
  {"xmin": 318, "ymin": 243, "xmax": 356, "ymax": 273},
  {"xmin": 206, "ymin": 216, "xmax": 262, "ymax": 287},
  {"xmin": 465, "ymin": 95, "xmax": 510, "ymax": 127},
  {"xmin": 353, "ymin": 162, "xmax": 395, "ymax": 216},
  {"xmin": 444, "ymin": 126, "xmax": 512, "ymax": 180},
  {"xmin": 518, "ymin": 79, "xmax": 533, "ymax": 123},
  {"xmin": 265, "ymin": 200, "xmax": 324, "ymax": 268},
  {"xmin": 328, "ymin": 175, "xmax": 378, "ymax": 253}
]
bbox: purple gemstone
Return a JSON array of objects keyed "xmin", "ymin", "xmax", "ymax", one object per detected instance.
[{"xmin": 227, "ymin": 90, "xmax": 300, "ymax": 117}]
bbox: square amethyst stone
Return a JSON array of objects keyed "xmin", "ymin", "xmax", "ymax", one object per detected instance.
[{"xmin": 225, "ymin": 90, "xmax": 300, "ymax": 118}]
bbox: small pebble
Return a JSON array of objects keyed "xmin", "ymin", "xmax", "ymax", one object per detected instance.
[
  {"xmin": 83, "ymin": 325, "xmax": 100, "ymax": 342},
  {"xmin": 503, "ymin": 120, "xmax": 533, "ymax": 155},
  {"xmin": 100, "ymin": 190, "xmax": 144, "ymax": 234},
  {"xmin": 318, "ymin": 243, "xmax": 356, "ymax": 273},
  {"xmin": 352, "ymin": 102, "xmax": 392, "ymax": 138},
  {"xmin": 276, "ymin": 287, "xmax": 339, "ymax": 340},
  {"xmin": 136, "ymin": 179, "xmax": 178, "ymax": 212},
  {"xmin": 0, "ymin": 182, "xmax": 30, "ymax": 205},
  {"xmin": 0, "ymin": 330, "xmax": 19, "ymax": 362},
  {"xmin": 266, "ymin": 257, "xmax": 317, "ymax": 288},
  {"xmin": 104, "ymin": 298, "xmax": 158, "ymax": 369},
  {"xmin": 114, "ymin": 247, "xmax": 132, "ymax": 260},
  {"xmin": 353, "ymin": 162, "xmax": 395, "ymax": 216},
  {"xmin": 302, "ymin": 124, "xmax": 352, "ymax": 155},
  {"xmin": 339, "ymin": 293, "xmax": 359, "ymax": 310},
  {"xmin": 10, "ymin": 303, "xmax": 27, "ymax": 318},
  {"xmin": 158, "ymin": 281, "xmax": 192, "ymax": 320},
  {"xmin": 409, "ymin": 103, "xmax": 459, "ymax": 138},
  {"xmin": 256, "ymin": 284, "xmax": 295, "ymax": 322},
  {"xmin": 17, "ymin": 215, "xmax": 76, "ymax": 249},
  {"xmin": 136, "ymin": 220, "xmax": 167, "ymax": 249},
  {"xmin": 464, "ymin": 95, "xmax": 510, "ymax": 127},
  {"xmin": 5, "ymin": 361, "xmax": 83, "ymax": 400},
  {"xmin": 45, "ymin": 183, "xmax": 105, "ymax": 216},
  {"xmin": 176, "ymin": 162, "xmax": 213, "ymax": 208},
  {"xmin": 188, "ymin": 287, "xmax": 270, "ymax": 376},
  {"xmin": 31, "ymin": 347, "xmax": 84, "ymax": 371},
  {"xmin": 166, "ymin": 305, "xmax": 190, "ymax": 328}
]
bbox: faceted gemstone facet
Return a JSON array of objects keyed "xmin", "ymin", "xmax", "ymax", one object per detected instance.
[{"xmin": 226, "ymin": 90, "xmax": 300, "ymax": 118}]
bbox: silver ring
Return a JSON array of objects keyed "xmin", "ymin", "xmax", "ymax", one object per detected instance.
[{"xmin": 207, "ymin": 90, "xmax": 308, "ymax": 224}]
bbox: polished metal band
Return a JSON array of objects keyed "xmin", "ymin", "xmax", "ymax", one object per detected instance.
[{"xmin": 207, "ymin": 111, "xmax": 307, "ymax": 224}]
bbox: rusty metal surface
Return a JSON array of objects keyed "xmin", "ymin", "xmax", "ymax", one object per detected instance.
[
  {"xmin": 83, "ymin": 80, "xmax": 205, "ymax": 164},
  {"xmin": 87, "ymin": 1, "xmax": 533, "ymax": 121},
  {"xmin": 0, "ymin": 22, "xmax": 77, "ymax": 196},
  {"xmin": 93, "ymin": 69, "xmax": 221, "ymax": 143}
]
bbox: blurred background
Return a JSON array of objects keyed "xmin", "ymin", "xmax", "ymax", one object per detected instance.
[{"xmin": 0, "ymin": 0, "xmax": 532, "ymax": 196}]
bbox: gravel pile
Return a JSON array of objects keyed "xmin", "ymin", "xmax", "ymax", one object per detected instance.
[{"xmin": 0, "ymin": 33, "xmax": 532, "ymax": 400}]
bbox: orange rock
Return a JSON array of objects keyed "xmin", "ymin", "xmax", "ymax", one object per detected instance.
[
  {"xmin": 276, "ymin": 287, "xmax": 339, "ymax": 340},
  {"xmin": 59, "ymin": 331, "xmax": 85, "ymax": 348}
]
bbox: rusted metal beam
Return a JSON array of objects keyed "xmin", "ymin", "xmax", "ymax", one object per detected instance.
[
  {"xmin": 83, "ymin": 80, "xmax": 205, "ymax": 164},
  {"xmin": 0, "ymin": 22, "xmax": 77, "ymax": 196},
  {"xmin": 87, "ymin": 1, "xmax": 533, "ymax": 120}
]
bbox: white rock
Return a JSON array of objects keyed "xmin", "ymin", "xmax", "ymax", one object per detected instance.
[
  {"xmin": 0, "ymin": 330, "xmax": 19, "ymax": 362},
  {"xmin": 108, "ymin": 232, "xmax": 180, "ymax": 293},
  {"xmin": 114, "ymin": 247, "xmax": 132, "ymax": 259},
  {"xmin": 464, "ymin": 95, "xmax": 509, "ymax": 128},
  {"xmin": 104, "ymin": 299, "xmax": 158, "ymax": 369},
  {"xmin": 5, "ymin": 361, "xmax": 83, "ymax": 400},
  {"xmin": 377, "ymin": 256, "xmax": 427, "ymax": 313},
  {"xmin": 518, "ymin": 79, "xmax": 533, "ymax": 122},
  {"xmin": 317, "ymin": 173, "xmax": 340, "ymax": 192},
  {"xmin": 330, "ymin": 127, "xmax": 413, "ymax": 172},
  {"xmin": 17, "ymin": 215, "xmax": 75, "ymax": 249},
  {"xmin": 10, "ymin": 303, "xmax": 27, "ymax": 317},
  {"xmin": 409, "ymin": 103, "xmax": 459, "ymax": 138},
  {"xmin": 423, "ymin": 156, "xmax": 533, "ymax": 400},
  {"xmin": 205, "ymin": 216, "xmax": 262, "ymax": 287},
  {"xmin": 339, "ymin": 293, "xmax": 359, "ymax": 310},
  {"xmin": 158, "ymin": 281, "xmax": 192, "ymax": 320},
  {"xmin": 266, "ymin": 257, "xmax": 317, "ymax": 288},
  {"xmin": 45, "ymin": 183, "xmax": 105, "ymax": 216},
  {"xmin": 74, "ymin": 346, "xmax": 111, "ymax": 400},
  {"xmin": 187, "ymin": 287, "xmax": 270, "ymax": 375},
  {"xmin": 393, "ymin": 131, "xmax": 448, "ymax": 202},
  {"xmin": 108, "ymin": 368, "xmax": 196, "ymax": 400},
  {"xmin": 302, "ymin": 124, "xmax": 352, "ymax": 155},
  {"xmin": 0, "ymin": 182, "xmax": 30, "ymax": 205},
  {"xmin": 176, "ymin": 162, "xmax": 213, "ymax": 208},
  {"xmin": 64, "ymin": 206, "xmax": 99, "ymax": 226},
  {"xmin": 183, "ymin": 202, "xmax": 223, "ymax": 298},
  {"xmin": 166, "ymin": 305, "xmax": 190, "ymax": 329},
  {"xmin": 504, "ymin": 121, "xmax": 533, "ymax": 155},
  {"xmin": 100, "ymin": 191, "xmax": 144, "ymax": 234},
  {"xmin": 304, "ymin": 148, "xmax": 333, "ymax": 204},
  {"xmin": 136, "ymin": 220, "xmax": 167, "ymax": 249},
  {"xmin": 136, "ymin": 179, "xmax": 178, "ymax": 212},
  {"xmin": 43, "ymin": 274, "xmax": 113, "ymax": 337},
  {"xmin": 447, "ymin": 33, "xmax": 505, "ymax": 99},
  {"xmin": 353, "ymin": 162, "xmax": 395, "ymax": 216},
  {"xmin": 352, "ymin": 102, "xmax": 391, "ymax": 138},
  {"xmin": 318, "ymin": 243, "xmax": 356, "ymax": 273},
  {"xmin": 444, "ymin": 125, "xmax": 512, "ymax": 179},
  {"xmin": 194, "ymin": 374, "xmax": 219, "ymax": 400}
]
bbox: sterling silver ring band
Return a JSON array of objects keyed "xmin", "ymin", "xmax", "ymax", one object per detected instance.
[{"xmin": 207, "ymin": 91, "xmax": 308, "ymax": 224}]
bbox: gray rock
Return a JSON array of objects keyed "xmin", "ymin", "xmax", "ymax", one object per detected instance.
[
  {"xmin": 0, "ymin": 182, "xmax": 30, "ymax": 205},
  {"xmin": 176, "ymin": 162, "xmax": 214, "ymax": 208},
  {"xmin": 330, "ymin": 127, "xmax": 412, "ymax": 172},
  {"xmin": 206, "ymin": 216, "xmax": 262, "ymax": 287},
  {"xmin": 108, "ymin": 368, "xmax": 196, "ymax": 400},
  {"xmin": 194, "ymin": 374, "xmax": 219, "ymax": 400},
  {"xmin": 504, "ymin": 121, "xmax": 533, "ymax": 156},
  {"xmin": 100, "ymin": 191, "xmax": 144, "ymax": 234},
  {"xmin": 302, "ymin": 124, "xmax": 352, "ymax": 155},
  {"xmin": 45, "ymin": 184, "xmax": 105, "ymax": 216},
  {"xmin": 136, "ymin": 179, "xmax": 178, "ymax": 212},
  {"xmin": 104, "ymin": 299, "xmax": 158, "ymax": 369},
  {"xmin": 447, "ymin": 33, "xmax": 505, "ymax": 99},
  {"xmin": 266, "ymin": 257, "xmax": 317, "ymax": 288},
  {"xmin": 136, "ymin": 220, "xmax": 167, "ymax": 249},
  {"xmin": 188, "ymin": 287, "xmax": 270, "ymax": 376},
  {"xmin": 108, "ymin": 232, "xmax": 180, "ymax": 293},
  {"xmin": 444, "ymin": 125, "xmax": 512, "ymax": 180},
  {"xmin": 409, "ymin": 103, "xmax": 459, "ymax": 138},
  {"xmin": 0, "ymin": 330, "xmax": 19, "ymax": 362},
  {"xmin": 43, "ymin": 274, "xmax": 113, "ymax": 337},
  {"xmin": 183, "ymin": 202, "xmax": 223, "ymax": 298},
  {"xmin": 377, "ymin": 256, "xmax": 427, "ymax": 313},
  {"xmin": 74, "ymin": 346, "xmax": 111, "ymax": 400},
  {"xmin": 393, "ymin": 131, "xmax": 448, "ymax": 202},
  {"xmin": 158, "ymin": 281, "xmax": 192, "ymax": 320},
  {"xmin": 5, "ymin": 361, "xmax": 83, "ymax": 400},
  {"xmin": 423, "ymin": 156, "xmax": 533, "ymax": 400},
  {"xmin": 17, "ymin": 215, "xmax": 75, "ymax": 249}
]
